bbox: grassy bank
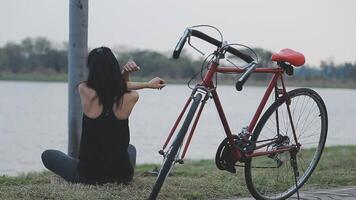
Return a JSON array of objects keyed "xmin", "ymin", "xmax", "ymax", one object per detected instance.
[
  {"xmin": 0, "ymin": 146, "xmax": 355, "ymax": 200},
  {"xmin": 0, "ymin": 73, "xmax": 67, "ymax": 82}
]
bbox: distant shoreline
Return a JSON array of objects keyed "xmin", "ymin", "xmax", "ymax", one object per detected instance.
[
  {"xmin": 0, "ymin": 73, "xmax": 67, "ymax": 82},
  {"xmin": 1, "ymin": 72, "xmax": 355, "ymax": 89}
]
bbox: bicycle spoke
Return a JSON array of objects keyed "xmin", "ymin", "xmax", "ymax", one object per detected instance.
[
  {"xmin": 298, "ymin": 127, "xmax": 321, "ymax": 141},
  {"xmin": 284, "ymin": 103, "xmax": 291, "ymax": 137},
  {"xmin": 281, "ymin": 103, "xmax": 287, "ymax": 135},
  {"xmin": 297, "ymin": 154, "xmax": 307, "ymax": 172},
  {"xmin": 299, "ymin": 114, "xmax": 320, "ymax": 137},
  {"xmin": 299, "ymin": 103, "xmax": 317, "ymax": 133},
  {"xmin": 300, "ymin": 105, "xmax": 318, "ymax": 137},
  {"xmin": 294, "ymin": 96, "xmax": 306, "ymax": 130}
]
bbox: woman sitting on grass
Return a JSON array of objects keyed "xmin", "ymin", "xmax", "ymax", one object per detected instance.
[{"xmin": 42, "ymin": 47, "xmax": 166, "ymax": 184}]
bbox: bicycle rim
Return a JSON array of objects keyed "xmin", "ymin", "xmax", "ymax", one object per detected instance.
[{"xmin": 245, "ymin": 88, "xmax": 328, "ymax": 200}]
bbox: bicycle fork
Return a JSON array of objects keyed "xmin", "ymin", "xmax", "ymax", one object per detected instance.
[
  {"xmin": 149, "ymin": 93, "xmax": 204, "ymax": 200},
  {"xmin": 159, "ymin": 86, "xmax": 210, "ymax": 163}
]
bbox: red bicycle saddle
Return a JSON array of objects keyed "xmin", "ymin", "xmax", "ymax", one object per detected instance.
[{"xmin": 271, "ymin": 48, "xmax": 305, "ymax": 67}]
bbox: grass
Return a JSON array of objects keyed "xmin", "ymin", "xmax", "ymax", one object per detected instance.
[{"xmin": 0, "ymin": 146, "xmax": 355, "ymax": 200}]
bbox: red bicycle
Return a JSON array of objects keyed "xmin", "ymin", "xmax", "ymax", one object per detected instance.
[{"xmin": 149, "ymin": 25, "xmax": 328, "ymax": 200}]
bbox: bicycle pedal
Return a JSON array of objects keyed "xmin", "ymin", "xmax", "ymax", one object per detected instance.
[
  {"xmin": 225, "ymin": 165, "xmax": 236, "ymax": 174},
  {"xmin": 176, "ymin": 159, "xmax": 184, "ymax": 164},
  {"xmin": 158, "ymin": 149, "xmax": 164, "ymax": 155},
  {"xmin": 276, "ymin": 159, "xmax": 283, "ymax": 168},
  {"xmin": 142, "ymin": 166, "xmax": 159, "ymax": 177}
]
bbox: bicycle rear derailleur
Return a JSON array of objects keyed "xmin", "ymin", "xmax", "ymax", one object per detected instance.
[{"xmin": 215, "ymin": 130, "xmax": 255, "ymax": 173}]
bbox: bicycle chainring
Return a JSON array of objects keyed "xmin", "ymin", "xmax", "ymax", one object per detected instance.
[{"xmin": 215, "ymin": 135, "xmax": 240, "ymax": 173}]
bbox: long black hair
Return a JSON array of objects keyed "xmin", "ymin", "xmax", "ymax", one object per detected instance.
[{"xmin": 86, "ymin": 47, "xmax": 128, "ymax": 108}]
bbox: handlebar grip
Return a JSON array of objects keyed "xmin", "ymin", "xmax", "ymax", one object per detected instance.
[
  {"xmin": 172, "ymin": 46, "xmax": 183, "ymax": 59},
  {"xmin": 190, "ymin": 29, "xmax": 254, "ymax": 63},
  {"xmin": 235, "ymin": 74, "xmax": 250, "ymax": 91},
  {"xmin": 235, "ymin": 63, "xmax": 257, "ymax": 91},
  {"xmin": 173, "ymin": 28, "xmax": 190, "ymax": 59}
]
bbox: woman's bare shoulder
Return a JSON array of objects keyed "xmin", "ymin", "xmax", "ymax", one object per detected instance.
[
  {"xmin": 78, "ymin": 82, "xmax": 96, "ymax": 98},
  {"xmin": 114, "ymin": 90, "xmax": 139, "ymax": 120}
]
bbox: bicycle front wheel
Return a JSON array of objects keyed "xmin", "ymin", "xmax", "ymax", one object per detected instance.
[
  {"xmin": 244, "ymin": 88, "xmax": 328, "ymax": 200},
  {"xmin": 149, "ymin": 93, "xmax": 202, "ymax": 200}
]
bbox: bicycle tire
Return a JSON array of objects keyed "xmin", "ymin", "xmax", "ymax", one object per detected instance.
[
  {"xmin": 244, "ymin": 88, "xmax": 328, "ymax": 200},
  {"xmin": 148, "ymin": 93, "xmax": 203, "ymax": 200}
]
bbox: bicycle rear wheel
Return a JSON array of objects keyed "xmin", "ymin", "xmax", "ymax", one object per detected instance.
[
  {"xmin": 244, "ymin": 88, "xmax": 328, "ymax": 200},
  {"xmin": 148, "ymin": 93, "xmax": 202, "ymax": 200}
]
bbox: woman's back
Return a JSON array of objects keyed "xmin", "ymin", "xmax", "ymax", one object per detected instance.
[
  {"xmin": 77, "ymin": 105, "xmax": 132, "ymax": 183},
  {"xmin": 77, "ymin": 83, "xmax": 139, "ymax": 183}
]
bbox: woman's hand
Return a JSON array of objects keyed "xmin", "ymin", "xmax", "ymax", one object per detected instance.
[
  {"xmin": 148, "ymin": 77, "xmax": 166, "ymax": 89},
  {"xmin": 122, "ymin": 61, "xmax": 140, "ymax": 82},
  {"xmin": 122, "ymin": 61, "xmax": 141, "ymax": 73}
]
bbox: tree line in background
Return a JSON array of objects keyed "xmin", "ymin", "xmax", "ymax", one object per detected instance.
[
  {"xmin": 0, "ymin": 37, "xmax": 356, "ymax": 82},
  {"xmin": 0, "ymin": 37, "xmax": 67, "ymax": 73}
]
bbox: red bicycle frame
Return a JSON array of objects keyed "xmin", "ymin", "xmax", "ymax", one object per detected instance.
[{"xmin": 160, "ymin": 61, "xmax": 293, "ymax": 162}]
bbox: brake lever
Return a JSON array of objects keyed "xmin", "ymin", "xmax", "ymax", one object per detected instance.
[
  {"xmin": 187, "ymin": 36, "xmax": 205, "ymax": 56},
  {"xmin": 226, "ymin": 58, "xmax": 240, "ymax": 68}
]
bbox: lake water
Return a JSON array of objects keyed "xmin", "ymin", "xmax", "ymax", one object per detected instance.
[{"xmin": 0, "ymin": 81, "xmax": 355, "ymax": 175}]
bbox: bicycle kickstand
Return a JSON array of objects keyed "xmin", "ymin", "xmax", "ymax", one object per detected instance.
[{"xmin": 290, "ymin": 148, "xmax": 300, "ymax": 200}]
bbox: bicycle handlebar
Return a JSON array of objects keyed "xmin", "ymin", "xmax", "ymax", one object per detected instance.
[
  {"xmin": 173, "ymin": 28, "xmax": 255, "ymax": 64},
  {"xmin": 190, "ymin": 30, "xmax": 254, "ymax": 63}
]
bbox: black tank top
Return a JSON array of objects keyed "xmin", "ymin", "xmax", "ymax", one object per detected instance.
[{"xmin": 77, "ymin": 104, "xmax": 133, "ymax": 184}]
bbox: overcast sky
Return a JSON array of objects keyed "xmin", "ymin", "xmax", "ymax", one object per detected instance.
[{"xmin": 1, "ymin": 0, "xmax": 355, "ymax": 65}]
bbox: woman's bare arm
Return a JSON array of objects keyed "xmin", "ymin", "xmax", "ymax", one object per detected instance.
[
  {"xmin": 126, "ymin": 82, "xmax": 149, "ymax": 90},
  {"xmin": 114, "ymin": 90, "xmax": 139, "ymax": 120},
  {"xmin": 127, "ymin": 77, "xmax": 166, "ymax": 90}
]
